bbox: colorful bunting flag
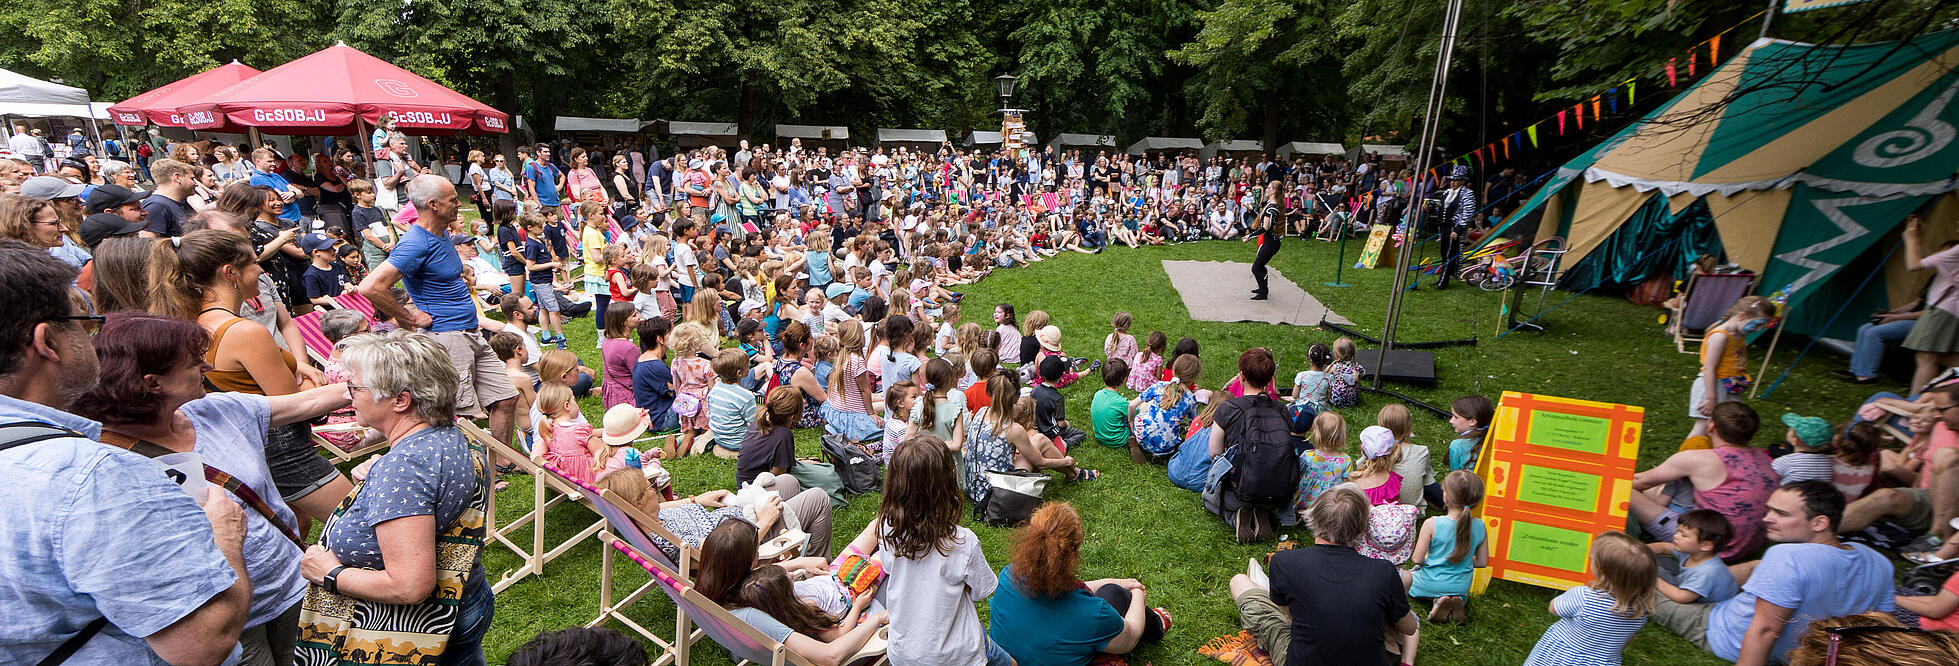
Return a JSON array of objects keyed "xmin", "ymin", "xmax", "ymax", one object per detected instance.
[
  {"xmin": 1667, "ymin": 59, "xmax": 1678, "ymax": 87},
  {"xmin": 1557, "ymin": 110, "xmax": 1566, "ymax": 134},
  {"xmin": 1527, "ymin": 125, "xmax": 1539, "ymax": 147},
  {"xmin": 1711, "ymin": 34, "xmax": 1721, "ymax": 63},
  {"xmin": 1591, "ymin": 96, "xmax": 1602, "ymax": 120},
  {"xmin": 1629, "ymin": 81, "xmax": 1637, "ymax": 106},
  {"xmin": 1575, "ymin": 103, "xmax": 1585, "ymax": 129},
  {"xmin": 1688, "ymin": 52, "xmax": 1696, "ymax": 77},
  {"xmin": 1609, "ymin": 88, "xmax": 1619, "ymax": 113}
]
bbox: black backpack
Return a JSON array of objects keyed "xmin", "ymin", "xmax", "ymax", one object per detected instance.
[
  {"xmin": 1227, "ymin": 395, "xmax": 1301, "ymax": 507},
  {"xmin": 821, "ymin": 432, "xmax": 881, "ymax": 495}
]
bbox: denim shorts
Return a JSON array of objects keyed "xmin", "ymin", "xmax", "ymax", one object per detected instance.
[{"xmin": 984, "ymin": 635, "xmax": 1015, "ymax": 666}]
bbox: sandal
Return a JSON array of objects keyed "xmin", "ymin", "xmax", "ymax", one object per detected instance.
[
  {"xmin": 1072, "ymin": 468, "xmax": 1101, "ymax": 482},
  {"xmin": 1152, "ymin": 607, "xmax": 1172, "ymax": 633},
  {"xmin": 1904, "ymin": 551, "xmax": 1947, "ymax": 565}
]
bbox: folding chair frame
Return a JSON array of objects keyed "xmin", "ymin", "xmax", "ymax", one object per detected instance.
[
  {"xmin": 1671, "ymin": 272, "xmax": 1758, "ymax": 354},
  {"xmin": 456, "ymin": 420, "xmax": 605, "ymax": 594},
  {"xmin": 589, "ymin": 486, "xmax": 697, "ymax": 664}
]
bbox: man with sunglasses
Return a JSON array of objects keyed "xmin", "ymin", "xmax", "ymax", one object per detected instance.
[
  {"xmin": 1651, "ymin": 480, "xmax": 1892, "ymax": 666},
  {"xmin": 0, "ymin": 240, "xmax": 252, "ymax": 664}
]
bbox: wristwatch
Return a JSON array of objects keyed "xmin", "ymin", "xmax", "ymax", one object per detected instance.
[{"xmin": 323, "ymin": 565, "xmax": 348, "ymax": 594}]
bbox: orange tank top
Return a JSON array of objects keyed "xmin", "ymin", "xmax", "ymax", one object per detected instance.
[
  {"xmin": 1701, "ymin": 328, "xmax": 1745, "ymax": 380},
  {"xmin": 203, "ymin": 317, "xmax": 297, "ymax": 395}
]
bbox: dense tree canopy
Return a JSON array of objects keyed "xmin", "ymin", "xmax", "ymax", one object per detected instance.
[{"xmin": 2, "ymin": 0, "xmax": 1952, "ymax": 156}]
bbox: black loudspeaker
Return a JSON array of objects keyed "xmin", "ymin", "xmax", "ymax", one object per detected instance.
[{"xmin": 1355, "ymin": 349, "xmax": 1438, "ymax": 385}]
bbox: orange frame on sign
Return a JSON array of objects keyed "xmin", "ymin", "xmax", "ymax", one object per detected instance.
[{"xmin": 1473, "ymin": 391, "xmax": 1643, "ymax": 591}]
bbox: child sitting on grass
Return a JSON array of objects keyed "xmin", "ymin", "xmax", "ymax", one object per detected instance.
[
  {"xmin": 1291, "ymin": 343, "xmax": 1333, "ymax": 413},
  {"xmin": 1105, "ymin": 311, "xmax": 1137, "ymax": 367},
  {"xmin": 1134, "ymin": 355, "xmax": 1202, "ymax": 459},
  {"xmin": 536, "ymin": 383, "xmax": 605, "ymax": 483},
  {"xmin": 1293, "ymin": 411, "xmax": 1351, "ymax": 521},
  {"xmin": 1773, "ymin": 412, "xmax": 1835, "ymax": 484},
  {"xmin": 1647, "ymin": 508, "xmax": 1738, "ymax": 605},
  {"xmin": 1523, "ymin": 532, "xmax": 1657, "ymax": 665},
  {"xmin": 1129, "ymin": 331, "xmax": 1166, "ymax": 392},
  {"xmin": 882, "ymin": 381, "xmax": 918, "ymax": 461},
  {"xmin": 1090, "ymin": 359, "xmax": 1138, "ymax": 459},
  {"xmin": 1033, "ymin": 356, "xmax": 1088, "ymax": 448},
  {"xmin": 1327, "ymin": 337, "xmax": 1362, "ymax": 408},
  {"xmin": 1402, "ymin": 470, "xmax": 1489, "ymax": 623},
  {"xmin": 1447, "ymin": 394, "xmax": 1494, "ymax": 472},
  {"xmin": 1378, "ymin": 404, "xmax": 1436, "ymax": 511},
  {"xmin": 1832, "ymin": 422, "xmax": 1881, "ymax": 503},
  {"xmin": 706, "ymin": 348, "xmax": 759, "ymax": 457}
]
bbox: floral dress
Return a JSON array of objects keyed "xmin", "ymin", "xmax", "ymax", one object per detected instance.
[
  {"xmin": 771, "ymin": 358, "xmax": 824, "ymax": 428},
  {"xmin": 1127, "ymin": 352, "xmax": 1163, "ymax": 393},
  {"xmin": 1105, "ymin": 333, "xmax": 1137, "ymax": 367},
  {"xmin": 1293, "ymin": 369, "xmax": 1331, "ymax": 411},
  {"xmin": 962, "ymin": 407, "xmax": 1017, "ymax": 506},
  {"xmin": 671, "ymin": 353, "xmax": 715, "ymax": 431},
  {"xmin": 1292, "ymin": 450, "xmax": 1352, "ymax": 517},
  {"xmin": 1134, "ymin": 381, "xmax": 1199, "ymax": 456},
  {"xmin": 1327, "ymin": 360, "xmax": 1362, "ymax": 408}
]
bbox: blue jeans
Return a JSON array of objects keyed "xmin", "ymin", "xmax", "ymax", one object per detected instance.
[
  {"xmin": 1851, "ymin": 319, "xmax": 1915, "ymax": 379},
  {"xmin": 441, "ymin": 578, "xmax": 494, "ymax": 666},
  {"xmin": 984, "ymin": 635, "xmax": 1016, "ymax": 666}
]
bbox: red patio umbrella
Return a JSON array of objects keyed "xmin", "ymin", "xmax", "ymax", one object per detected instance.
[
  {"xmin": 178, "ymin": 43, "xmax": 509, "ymax": 136},
  {"xmin": 106, "ymin": 61, "xmax": 262, "ymax": 129}
]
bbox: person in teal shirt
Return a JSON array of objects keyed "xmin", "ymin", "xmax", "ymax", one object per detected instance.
[
  {"xmin": 1446, "ymin": 395, "xmax": 1494, "ymax": 471},
  {"xmin": 1089, "ymin": 360, "xmax": 1134, "ymax": 454},
  {"xmin": 1403, "ymin": 470, "xmax": 1490, "ymax": 622},
  {"xmin": 989, "ymin": 504, "xmax": 1166, "ymax": 666}
]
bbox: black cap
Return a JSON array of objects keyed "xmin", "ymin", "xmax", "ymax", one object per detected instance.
[
  {"xmin": 80, "ymin": 211, "xmax": 146, "ymax": 248},
  {"xmin": 86, "ymin": 184, "xmax": 143, "ymax": 214}
]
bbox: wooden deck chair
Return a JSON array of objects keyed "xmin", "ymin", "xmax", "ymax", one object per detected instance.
[
  {"xmin": 1670, "ymin": 272, "xmax": 1757, "ymax": 353},
  {"xmin": 332, "ymin": 291, "xmax": 380, "ymax": 321},
  {"xmin": 290, "ymin": 310, "xmax": 336, "ymax": 368},
  {"xmin": 600, "ymin": 534, "xmax": 888, "ymax": 666},
  {"xmin": 455, "ymin": 420, "xmax": 604, "ymax": 593},
  {"xmin": 586, "ymin": 487, "xmax": 705, "ymax": 661}
]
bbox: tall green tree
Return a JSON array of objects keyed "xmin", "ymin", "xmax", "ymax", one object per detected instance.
[{"xmin": 0, "ymin": 0, "xmax": 332, "ymax": 98}]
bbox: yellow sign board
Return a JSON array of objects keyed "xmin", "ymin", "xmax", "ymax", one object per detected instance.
[
  {"xmin": 1473, "ymin": 392, "xmax": 1643, "ymax": 592},
  {"xmin": 1357, "ymin": 224, "xmax": 1393, "ymax": 269}
]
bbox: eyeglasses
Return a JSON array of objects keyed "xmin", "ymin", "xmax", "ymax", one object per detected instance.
[
  {"xmin": 45, "ymin": 314, "xmax": 105, "ymax": 335},
  {"xmin": 346, "ymin": 384, "xmax": 370, "ymax": 402}
]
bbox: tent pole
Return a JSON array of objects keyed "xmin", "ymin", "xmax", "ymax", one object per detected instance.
[
  {"xmin": 1378, "ymin": 0, "xmax": 1466, "ymax": 389},
  {"xmin": 1750, "ymin": 308, "xmax": 1787, "ymax": 400},
  {"xmin": 354, "ymin": 115, "xmax": 376, "ymax": 183}
]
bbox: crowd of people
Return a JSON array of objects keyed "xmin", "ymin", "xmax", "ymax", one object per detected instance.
[{"xmin": 2, "ymin": 125, "xmax": 1956, "ymax": 666}]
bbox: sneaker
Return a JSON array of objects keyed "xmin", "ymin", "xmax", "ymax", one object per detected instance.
[
  {"xmin": 1252, "ymin": 509, "xmax": 1273, "ymax": 542},
  {"xmin": 1235, "ymin": 508, "xmax": 1257, "ymax": 545}
]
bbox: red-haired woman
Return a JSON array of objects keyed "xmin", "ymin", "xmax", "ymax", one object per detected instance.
[{"xmin": 985, "ymin": 502, "xmax": 1166, "ymax": 665}]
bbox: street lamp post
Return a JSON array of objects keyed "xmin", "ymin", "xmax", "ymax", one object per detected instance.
[{"xmin": 996, "ymin": 74, "xmax": 1025, "ymax": 155}]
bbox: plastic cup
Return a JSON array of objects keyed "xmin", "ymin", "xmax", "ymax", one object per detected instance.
[{"xmin": 152, "ymin": 451, "xmax": 208, "ymax": 505}]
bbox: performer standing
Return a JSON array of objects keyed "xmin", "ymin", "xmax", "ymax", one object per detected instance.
[
  {"xmin": 1250, "ymin": 181, "xmax": 1284, "ymax": 300},
  {"xmin": 1434, "ymin": 165, "xmax": 1477, "ymax": 290}
]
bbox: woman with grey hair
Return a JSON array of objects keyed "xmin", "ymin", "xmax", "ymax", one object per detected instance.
[
  {"xmin": 297, "ymin": 330, "xmax": 495, "ymax": 666},
  {"xmin": 100, "ymin": 159, "xmax": 138, "ymax": 189}
]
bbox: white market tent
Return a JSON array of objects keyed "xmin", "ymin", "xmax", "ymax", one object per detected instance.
[
  {"xmin": 1050, "ymin": 133, "xmax": 1119, "ymax": 151},
  {"xmin": 775, "ymin": 124, "xmax": 849, "ymax": 141},
  {"xmin": 965, "ymin": 130, "xmax": 1038, "ymax": 147},
  {"xmin": 1346, "ymin": 143, "xmax": 1409, "ymax": 163},
  {"xmin": 1199, "ymin": 139, "xmax": 1265, "ymax": 160},
  {"xmin": 666, "ymin": 120, "xmax": 738, "ymax": 148},
  {"xmin": 1127, "ymin": 136, "xmax": 1203, "ymax": 155},
  {"xmin": 1276, "ymin": 141, "xmax": 1347, "ymax": 160},
  {"xmin": 555, "ymin": 116, "xmax": 644, "ymax": 133},
  {"xmin": 877, "ymin": 128, "xmax": 947, "ymax": 147},
  {"xmin": 0, "ymin": 68, "xmax": 105, "ymax": 148}
]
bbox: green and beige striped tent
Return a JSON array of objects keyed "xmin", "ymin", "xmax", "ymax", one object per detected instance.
[{"xmin": 1491, "ymin": 29, "xmax": 1959, "ymax": 338}]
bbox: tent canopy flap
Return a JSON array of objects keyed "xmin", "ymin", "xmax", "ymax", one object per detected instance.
[
  {"xmin": 669, "ymin": 121, "xmax": 737, "ymax": 136},
  {"xmin": 1126, "ymin": 137, "xmax": 1203, "ymax": 154},
  {"xmin": 775, "ymin": 124, "xmax": 848, "ymax": 140},
  {"xmin": 877, "ymin": 128, "xmax": 946, "ymax": 144},
  {"xmin": 1050, "ymin": 133, "xmax": 1117, "ymax": 149},
  {"xmin": 555, "ymin": 116, "xmax": 642, "ymax": 133}
]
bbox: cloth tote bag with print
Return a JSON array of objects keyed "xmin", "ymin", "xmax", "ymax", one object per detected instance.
[{"xmin": 294, "ymin": 432, "xmax": 488, "ymax": 666}]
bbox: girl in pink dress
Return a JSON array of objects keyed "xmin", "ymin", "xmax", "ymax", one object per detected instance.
[
  {"xmin": 536, "ymin": 383, "xmax": 604, "ymax": 483},
  {"xmin": 669, "ymin": 321, "xmax": 719, "ymax": 455},
  {"xmin": 1128, "ymin": 331, "xmax": 1166, "ymax": 393}
]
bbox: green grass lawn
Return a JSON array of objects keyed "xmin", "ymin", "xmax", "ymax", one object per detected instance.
[{"xmin": 473, "ymin": 236, "xmax": 1883, "ymax": 665}]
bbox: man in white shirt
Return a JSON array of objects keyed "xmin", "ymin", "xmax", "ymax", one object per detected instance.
[{"xmin": 9, "ymin": 125, "xmax": 44, "ymax": 173}]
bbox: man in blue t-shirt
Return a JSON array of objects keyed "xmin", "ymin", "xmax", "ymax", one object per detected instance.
[
  {"xmin": 1653, "ymin": 481, "xmax": 1894, "ymax": 666},
  {"xmin": 247, "ymin": 148, "xmax": 303, "ymax": 225},
  {"xmin": 357, "ymin": 174, "xmax": 518, "ymax": 450},
  {"xmin": 524, "ymin": 143, "xmax": 564, "ymax": 212}
]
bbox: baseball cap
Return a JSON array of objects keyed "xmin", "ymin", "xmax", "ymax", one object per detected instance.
[
  {"xmin": 85, "ymin": 184, "xmax": 144, "ymax": 214},
  {"xmin": 1289, "ymin": 404, "xmax": 1318, "ymax": 435},
  {"xmin": 448, "ymin": 234, "xmax": 476, "ymax": 246},
  {"xmin": 1781, "ymin": 413, "xmax": 1833, "ymax": 449},
  {"xmin": 80, "ymin": 211, "xmax": 146, "ymax": 248},
  {"xmin": 20, "ymin": 176, "xmax": 85, "ymax": 201},
  {"xmin": 738, "ymin": 299, "xmax": 763, "ymax": 315},
  {"xmin": 299, "ymin": 231, "xmax": 338, "ymax": 254},
  {"xmin": 1359, "ymin": 426, "xmax": 1398, "ymax": 460},
  {"xmin": 825, "ymin": 283, "xmax": 852, "ymax": 299}
]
